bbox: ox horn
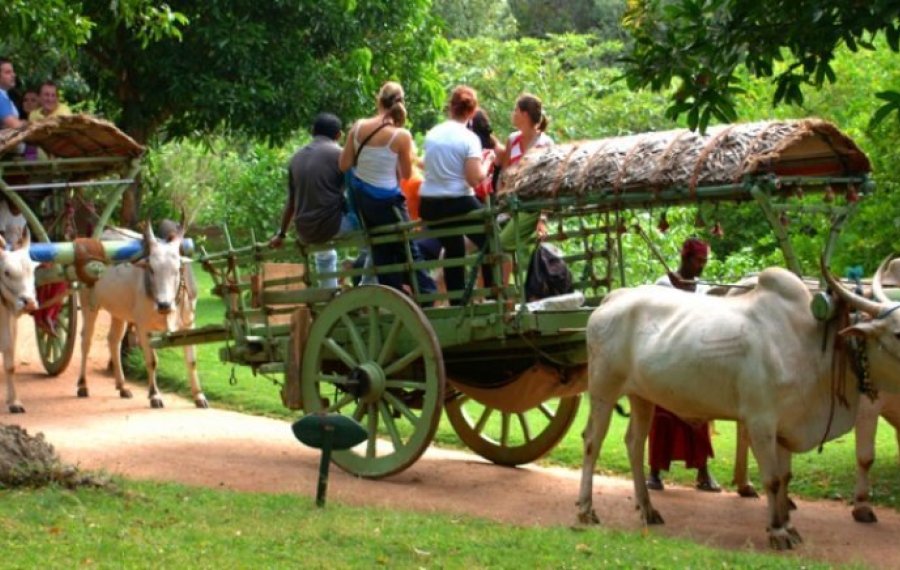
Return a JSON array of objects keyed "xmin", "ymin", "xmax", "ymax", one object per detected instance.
[
  {"xmin": 871, "ymin": 254, "xmax": 899, "ymax": 305},
  {"xmin": 142, "ymin": 219, "xmax": 157, "ymax": 255},
  {"xmin": 821, "ymin": 255, "xmax": 884, "ymax": 317}
]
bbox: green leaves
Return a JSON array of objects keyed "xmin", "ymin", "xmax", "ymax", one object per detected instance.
[
  {"xmin": 869, "ymin": 90, "xmax": 900, "ymax": 129},
  {"xmin": 620, "ymin": 0, "xmax": 900, "ymax": 130}
]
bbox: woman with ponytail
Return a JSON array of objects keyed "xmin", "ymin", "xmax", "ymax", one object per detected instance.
[
  {"xmin": 496, "ymin": 93, "xmax": 554, "ymax": 277},
  {"xmin": 339, "ymin": 81, "xmax": 436, "ymax": 298}
]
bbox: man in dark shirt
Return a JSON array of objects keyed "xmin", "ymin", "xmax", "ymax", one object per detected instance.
[{"xmin": 270, "ymin": 113, "xmax": 356, "ymax": 287}]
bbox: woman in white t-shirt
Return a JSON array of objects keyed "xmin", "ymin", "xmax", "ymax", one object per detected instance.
[{"xmin": 419, "ymin": 85, "xmax": 495, "ymax": 305}]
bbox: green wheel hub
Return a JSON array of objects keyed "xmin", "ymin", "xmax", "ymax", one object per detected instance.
[{"xmin": 301, "ymin": 285, "xmax": 445, "ymax": 478}]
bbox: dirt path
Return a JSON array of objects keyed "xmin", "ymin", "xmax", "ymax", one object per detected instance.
[{"xmin": 4, "ymin": 315, "xmax": 897, "ymax": 568}]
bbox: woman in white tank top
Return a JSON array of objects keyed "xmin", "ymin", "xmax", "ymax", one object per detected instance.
[{"xmin": 338, "ymin": 82, "xmax": 436, "ymax": 299}]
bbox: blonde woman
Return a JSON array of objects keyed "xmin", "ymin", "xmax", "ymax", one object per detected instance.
[{"xmin": 339, "ymin": 81, "xmax": 435, "ymax": 297}]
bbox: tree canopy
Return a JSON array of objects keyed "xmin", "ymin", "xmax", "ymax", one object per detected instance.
[
  {"xmin": 4, "ymin": 1, "xmax": 445, "ymax": 223},
  {"xmin": 622, "ymin": 1, "xmax": 900, "ymax": 131}
]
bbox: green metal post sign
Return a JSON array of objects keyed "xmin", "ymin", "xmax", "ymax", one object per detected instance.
[{"xmin": 292, "ymin": 413, "xmax": 367, "ymax": 507}]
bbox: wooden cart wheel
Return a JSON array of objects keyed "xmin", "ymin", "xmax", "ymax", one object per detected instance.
[
  {"xmin": 445, "ymin": 392, "xmax": 581, "ymax": 466},
  {"xmin": 36, "ymin": 291, "xmax": 78, "ymax": 376},
  {"xmin": 301, "ymin": 285, "xmax": 445, "ymax": 478}
]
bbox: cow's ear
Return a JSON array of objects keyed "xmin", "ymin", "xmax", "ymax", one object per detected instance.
[{"xmin": 839, "ymin": 322, "xmax": 880, "ymax": 337}]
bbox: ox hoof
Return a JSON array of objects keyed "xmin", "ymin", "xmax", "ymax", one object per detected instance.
[
  {"xmin": 9, "ymin": 404, "xmax": 25, "ymax": 414},
  {"xmin": 77, "ymin": 387, "xmax": 89, "ymax": 398},
  {"xmin": 768, "ymin": 527, "xmax": 802, "ymax": 550},
  {"xmin": 195, "ymin": 398, "xmax": 209, "ymax": 409},
  {"xmin": 736, "ymin": 484, "xmax": 759, "ymax": 498},
  {"xmin": 150, "ymin": 398, "xmax": 165, "ymax": 409},
  {"xmin": 642, "ymin": 509, "xmax": 664, "ymax": 526},
  {"xmin": 576, "ymin": 509, "xmax": 600, "ymax": 526},
  {"xmin": 852, "ymin": 506, "xmax": 878, "ymax": 523},
  {"xmin": 119, "ymin": 389, "xmax": 133, "ymax": 399}
]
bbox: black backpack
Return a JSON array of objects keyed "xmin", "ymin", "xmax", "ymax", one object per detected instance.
[{"xmin": 525, "ymin": 243, "xmax": 574, "ymax": 301}]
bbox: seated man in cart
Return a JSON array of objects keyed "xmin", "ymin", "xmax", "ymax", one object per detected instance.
[
  {"xmin": 647, "ymin": 237, "xmax": 721, "ymax": 492},
  {"xmin": 270, "ymin": 112, "xmax": 366, "ymax": 288}
]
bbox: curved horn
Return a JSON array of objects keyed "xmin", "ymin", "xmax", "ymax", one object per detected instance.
[
  {"xmin": 142, "ymin": 219, "xmax": 156, "ymax": 257},
  {"xmin": 871, "ymin": 254, "xmax": 898, "ymax": 304},
  {"xmin": 821, "ymin": 255, "xmax": 884, "ymax": 317}
]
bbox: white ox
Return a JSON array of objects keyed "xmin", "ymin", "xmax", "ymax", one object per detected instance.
[
  {"xmin": 77, "ymin": 221, "xmax": 207, "ymax": 409},
  {"xmin": 577, "ymin": 262, "xmax": 900, "ymax": 549},
  {"xmin": 1, "ymin": 231, "xmax": 39, "ymax": 413},
  {"xmin": 730, "ymin": 258, "xmax": 900, "ymax": 524}
]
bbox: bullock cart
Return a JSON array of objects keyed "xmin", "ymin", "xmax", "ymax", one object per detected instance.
[
  {"xmin": 0, "ymin": 115, "xmax": 145, "ymax": 376},
  {"xmin": 166, "ymin": 119, "xmax": 873, "ymax": 479}
]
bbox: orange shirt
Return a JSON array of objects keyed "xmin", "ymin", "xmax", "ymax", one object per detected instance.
[{"xmin": 400, "ymin": 173, "xmax": 422, "ymax": 221}]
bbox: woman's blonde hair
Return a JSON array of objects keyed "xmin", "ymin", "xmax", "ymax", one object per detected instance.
[{"xmin": 377, "ymin": 81, "xmax": 407, "ymax": 127}]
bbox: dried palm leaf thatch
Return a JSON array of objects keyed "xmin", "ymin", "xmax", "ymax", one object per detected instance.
[
  {"xmin": 0, "ymin": 113, "xmax": 143, "ymax": 161},
  {"xmin": 499, "ymin": 119, "xmax": 870, "ymax": 204}
]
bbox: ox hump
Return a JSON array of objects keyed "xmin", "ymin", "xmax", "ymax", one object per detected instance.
[{"xmin": 755, "ymin": 267, "xmax": 811, "ymax": 302}]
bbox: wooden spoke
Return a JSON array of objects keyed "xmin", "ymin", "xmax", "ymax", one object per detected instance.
[
  {"xmin": 516, "ymin": 413, "xmax": 533, "ymax": 442},
  {"xmin": 341, "ymin": 314, "xmax": 368, "ymax": 363},
  {"xmin": 382, "ymin": 346, "xmax": 423, "ymax": 377},
  {"xmin": 377, "ymin": 316, "xmax": 402, "ymax": 366},
  {"xmin": 323, "ymin": 337, "xmax": 358, "ymax": 369},
  {"xmin": 367, "ymin": 307, "xmax": 381, "ymax": 361},
  {"xmin": 378, "ymin": 401, "xmax": 403, "ymax": 451},
  {"xmin": 383, "ymin": 379, "xmax": 427, "ymax": 390},
  {"xmin": 324, "ymin": 393, "xmax": 356, "ymax": 414},
  {"xmin": 366, "ymin": 404, "xmax": 378, "ymax": 459},
  {"xmin": 383, "ymin": 391, "xmax": 419, "ymax": 424}
]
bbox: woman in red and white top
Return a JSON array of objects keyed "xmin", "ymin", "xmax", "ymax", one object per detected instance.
[{"xmin": 497, "ymin": 93, "xmax": 554, "ymax": 255}]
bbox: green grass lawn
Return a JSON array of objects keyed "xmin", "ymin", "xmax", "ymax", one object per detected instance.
[
  {"xmin": 144, "ymin": 270, "xmax": 900, "ymax": 513},
  {"xmin": 0, "ymin": 481, "xmax": 846, "ymax": 569}
]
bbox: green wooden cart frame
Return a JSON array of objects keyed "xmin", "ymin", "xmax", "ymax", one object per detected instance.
[{"xmin": 168, "ymin": 118, "xmax": 874, "ymax": 478}]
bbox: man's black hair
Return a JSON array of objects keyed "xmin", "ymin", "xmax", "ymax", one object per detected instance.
[{"xmin": 312, "ymin": 112, "xmax": 342, "ymax": 140}]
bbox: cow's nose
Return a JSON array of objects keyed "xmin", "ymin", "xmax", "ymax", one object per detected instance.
[
  {"xmin": 156, "ymin": 302, "xmax": 172, "ymax": 314},
  {"xmin": 22, "ymin": 298, "xmax": 38, "ymax": 314}
]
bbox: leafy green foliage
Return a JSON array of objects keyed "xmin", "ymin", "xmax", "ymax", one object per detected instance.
[
  {"xmin": 509, "ymin": 0, "xmax": 627, "ymax": 41},
  {"xmin": 75, "ymin": 0, "xmax": 446, "ymax": 144},
  {"xmin": 441, "ymin": 35, "xmax": 671, "ymax": 140},
  {"xmin": 432, "ymin": 0, "xmax": 518, "ymax": 39},
  {"xmin": 143, "ymin": 134, "xmax": 305, "ymax": 237},
  {"xmin": 622, "ymin": 0, "xmax": 900, "ymax": 130}
]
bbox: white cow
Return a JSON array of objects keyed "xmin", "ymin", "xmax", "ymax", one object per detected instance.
[
  {"xmin": 77, "ymin": 221, "xmax": 207, "ymax": 409},
  {"xmin": 577, "ymin": 261, "xmax": 900, "ymax": 549},
  {"xmin": 1, "ymin": 230, "xmax": 38, "ymax": 413},
  {"xmin": 731, "ymin": 258, "xmax": 900, "ymax": 523}
]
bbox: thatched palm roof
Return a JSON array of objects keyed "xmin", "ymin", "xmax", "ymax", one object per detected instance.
[
  {"xmin": 500, "ymin": 119, "xmax": 870, "ymax": 201},
  {"xmin": 0, "ymin": 114, "xmax": 144, "ymax": 161}
]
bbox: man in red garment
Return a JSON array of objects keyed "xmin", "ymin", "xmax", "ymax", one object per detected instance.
[{"xmin": 647, "ymin": 237, "xmax": 721, "ymax": 492}]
